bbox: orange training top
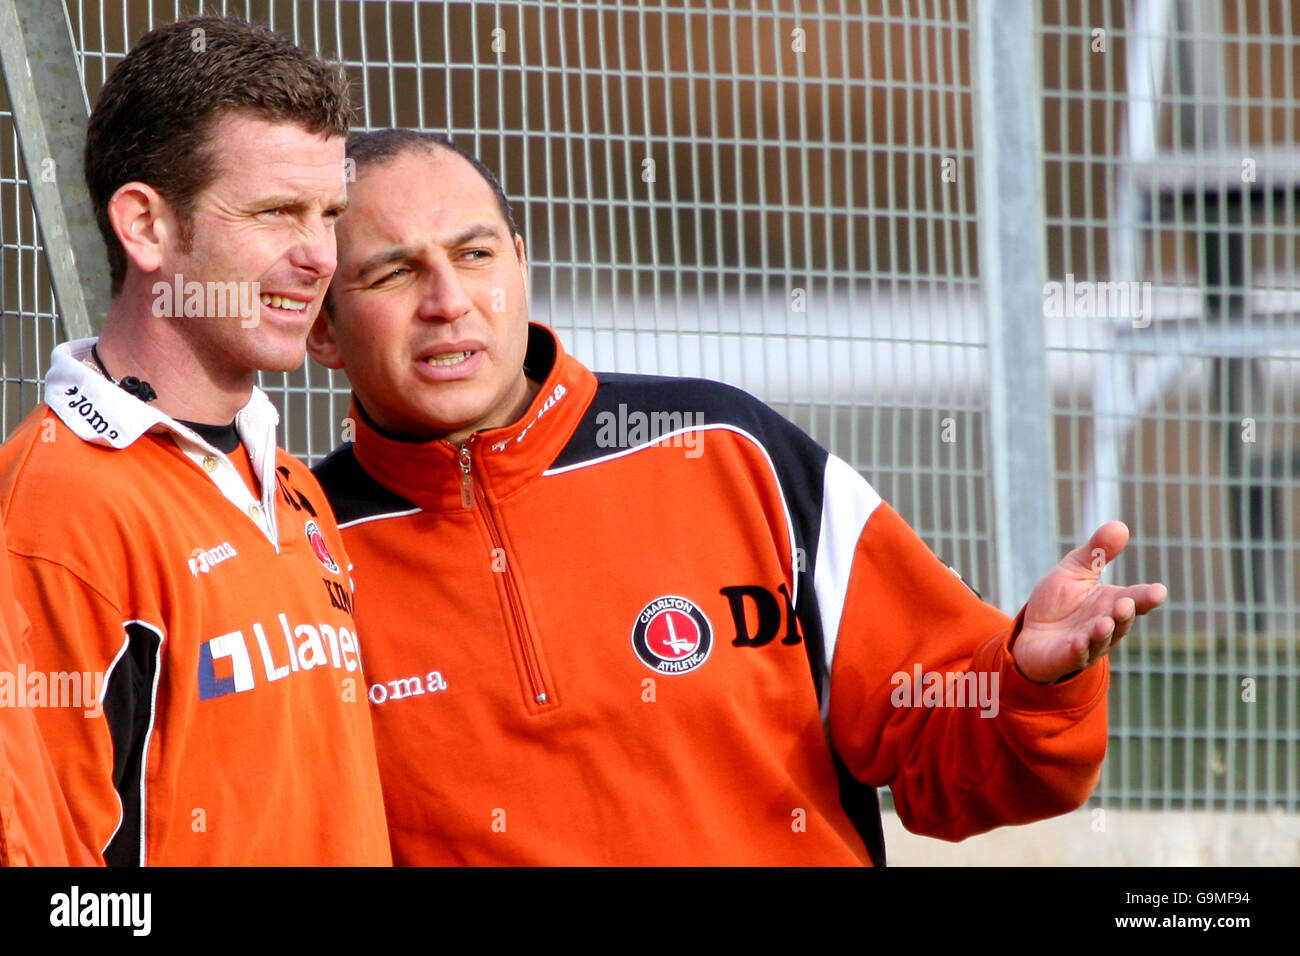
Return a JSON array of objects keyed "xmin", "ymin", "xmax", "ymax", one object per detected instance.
[
  {"xmin": 0, "ymin": 521, "xmax": 96, "ymax": 866},
  {"xmin": 316, "ymin": 323, "xmax": 1109, "ymax": 865},
  {"xmin": 0, "ymin": 339, "xmax": 391, "ymax": 865}
]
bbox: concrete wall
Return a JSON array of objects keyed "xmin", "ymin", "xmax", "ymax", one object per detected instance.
[{"xmin": 883, "ymin": 808, "xmax": 1300, "ymax": 865}]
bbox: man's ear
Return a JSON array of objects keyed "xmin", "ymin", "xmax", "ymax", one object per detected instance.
[
  {"xmin": 514, "ymin": 233, "xmax": 529, "ymax": 301},
  {"xmin": 306, "ymin": 305, "xmax": 345, "ymax": 370},
  {"xmin": 108, "ymin": 182, "xmax": 171, "ymax": 277}
]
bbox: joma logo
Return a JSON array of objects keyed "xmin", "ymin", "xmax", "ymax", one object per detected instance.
[
  {"xmin": 63, "ymin": 386, "xmax": 119, "ymax": 439},
  {"xmin": 368, "ymin": 670, "xmax": 448, "ymax": 705},
  {"xmin": 188, "ymin": 542, "xmax": 237, "ymax": 577}
]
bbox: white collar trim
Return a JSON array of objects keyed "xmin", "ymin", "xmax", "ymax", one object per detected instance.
[
  {"xmin": 44, "ymin": 338, "xmax": 283, "ymax": 547},
  {"xmin": 45, "ymin": 338, "xmax": 281, "ymax": 450}
]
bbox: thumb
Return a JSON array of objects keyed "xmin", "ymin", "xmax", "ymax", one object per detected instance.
[{"xmin": 1063, "ymin": 520, "xmax": 1130, "ymax": 578}]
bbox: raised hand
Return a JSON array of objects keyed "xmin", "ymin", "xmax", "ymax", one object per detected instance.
[{"xmin": 1011, "ymin": 521, "xmax": 1168, "ymax": 684}]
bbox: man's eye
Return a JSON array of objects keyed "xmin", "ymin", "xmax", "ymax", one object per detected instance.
[{"xmin": 371, "ymin": 268, "xmax": 408, "ymax": 286}]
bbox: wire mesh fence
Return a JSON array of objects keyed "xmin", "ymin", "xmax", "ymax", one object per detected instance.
[
  {"xmin": 58, "ymin": 2, "xmax": 996, "ymax": 590},
  {"xmin": 1038, "ymin": 0, "xmax": 1298, "ymax": 811},
  {"xmin": 0, "ymin": 0, "xmax": 1295, "ymax": 824},
  {"xmin": 0, "ymin": 93, "xmax": 59, "ymax": 443}
]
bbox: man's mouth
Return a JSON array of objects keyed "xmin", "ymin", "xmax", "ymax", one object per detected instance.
[
  {"xmin": 259, "ymin": 293, "xmax": 310, "ymax": 312},
  {"xmin": 423, "ymin": 351, "xmax": 473, "ymax": 367}
]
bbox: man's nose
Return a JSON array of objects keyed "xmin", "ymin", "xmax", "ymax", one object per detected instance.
[
  {"xmin": 417, "ymin": 261, "xmax": 473, "ymax": 322},
  {"xmin": 291, "ymin": 215, "xmax": 337, "ymax": 279}
]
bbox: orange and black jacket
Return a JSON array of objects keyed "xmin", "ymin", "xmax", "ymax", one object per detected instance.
[
  {"xmin": 316, "ymin": 323, "xmax": 1109, "ymax": 865},
  {"xmin": 0, "ymin": 339, "xmax": 391, "ymax": 865}
]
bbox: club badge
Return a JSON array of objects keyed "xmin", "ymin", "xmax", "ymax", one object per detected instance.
[
  {"xmin": 305, "ymin": 519, "xmax": 340, "ymax": 573},
  {"xmin": 631, "ymin": 595, "xmax": 713, "ymax": 674}
]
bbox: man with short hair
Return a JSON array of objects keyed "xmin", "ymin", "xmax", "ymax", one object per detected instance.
[
  {"xmin": 0, "ymin": 16, "xmax": 390, "ymax": 865},
  {"xmin": 309, "ymin": 129, "xmax": 1167, "ymax": 865}
]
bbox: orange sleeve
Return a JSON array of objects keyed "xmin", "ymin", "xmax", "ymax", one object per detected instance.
[
  {"xmin": 827, "ymin": 503, "xmax": 1108, "ymax": 841},
  {"xmin": 0, "ymin": 543, "xmax": 99, "ymax": 865},
  {"xmin": 5, "ymin": 551, "xmax": 142, "ymax": 865}
]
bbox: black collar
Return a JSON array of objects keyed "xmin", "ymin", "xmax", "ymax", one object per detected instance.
[{"xmin": 177, "ymin": 419, "xmax": 241, "ymax": 453}]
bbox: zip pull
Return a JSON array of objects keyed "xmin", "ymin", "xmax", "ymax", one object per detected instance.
[{"xmin": 458, "ymin": 442, "xmax": 475, "ymax": 509}]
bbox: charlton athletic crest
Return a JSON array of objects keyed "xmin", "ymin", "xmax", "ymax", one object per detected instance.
[
  {"xmin": 631, "ymin": 596, "xmax": 713, "ymax": 674},
  {"xmin": 305, "ymin": 519, "xmax": 340, "ymax": 573}
]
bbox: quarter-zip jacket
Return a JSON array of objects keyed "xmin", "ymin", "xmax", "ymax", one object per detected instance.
[
  {"xmin": 317, "ymin": 323, "xmax": 1109, "ymax": 865},
  {"xmin": 0, "ymin": 339, "xmax": 391, "ymax": 865}
]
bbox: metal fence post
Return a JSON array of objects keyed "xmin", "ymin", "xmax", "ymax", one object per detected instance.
[
  {"xmin": 0, "ymin": 0, "xmax": 106, "ymax": 340},
  {"xmin": 974, "ymin": 0, "xmax": 1057, "ymax": 610}
]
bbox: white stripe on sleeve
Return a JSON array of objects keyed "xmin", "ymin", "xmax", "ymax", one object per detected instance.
[{"xmin": 814, "ymin": 454, "xmax": 882, "ymax": 682}]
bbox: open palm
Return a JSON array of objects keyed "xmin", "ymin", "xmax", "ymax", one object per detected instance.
[{"xmin": 1012, "ymin": 521, "xmax": 1168, "ymax": 684}]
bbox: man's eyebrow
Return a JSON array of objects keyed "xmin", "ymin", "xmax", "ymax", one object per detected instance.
[
  {"xmin": 354, "ymin": 245, "xmax": 414, "ymax": 277},
  {"xmin": 351, "ymin": 225, "xmax": 503, "ymax": 278},
  {"xmin": 247, "ymin": 194, "xmax": 303, "ymax": 211},
  {"xmin": 245, "ymin": 193, "xmax": 349, "ymax": 215},
  {"xmin": 448, "ymin": 224, "xmax": 503, "ymax": 247}
]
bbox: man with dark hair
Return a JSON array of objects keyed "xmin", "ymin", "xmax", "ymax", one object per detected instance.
[
  {"xmin": 84, "ymin": 15, "xmax": 352, "ymax": 296},
  {"xmin": 320, "ymin": 129, "xmax": 516, "ymax": 319},
  {"xmin": 0, "ymin": 16, "xmax": 390, "ymax": 865},
  {"xmin": 308, "ymin": 130, "xmax": 1166, "ymax": 865}
]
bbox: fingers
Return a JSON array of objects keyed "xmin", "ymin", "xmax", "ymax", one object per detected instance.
[
  {"xmin": 1073, "ymin": 617, "xmax": 1115, "ymax": 669},
  {"xmin": 1138, "ymin": 582, "xmax": 1169, "ymax": 612},
  {"xmin": 1109, "ymin": 597, "xmax": 1136, "ymax": 644},
  {"xmin": 1073, "ymin": 597, "xmax": 1133, "ymax": 669},
  {"xmin": 1111, "ymin": 582, "xmax": 1168, "ymax": 616},
  {"xmin": 1084, "ymin": 584, "xmax": 1167, "ymax": 664}
]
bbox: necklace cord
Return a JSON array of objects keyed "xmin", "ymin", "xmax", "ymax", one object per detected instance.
[{"xmin": 90, "ymin": 343, "xmax": 158, "ymax": 403}]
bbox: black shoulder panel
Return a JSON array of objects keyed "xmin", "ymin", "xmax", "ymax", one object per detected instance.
[{"xmin": 312, "ymin": 444, "xmax": 417, "ymax": 526}]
